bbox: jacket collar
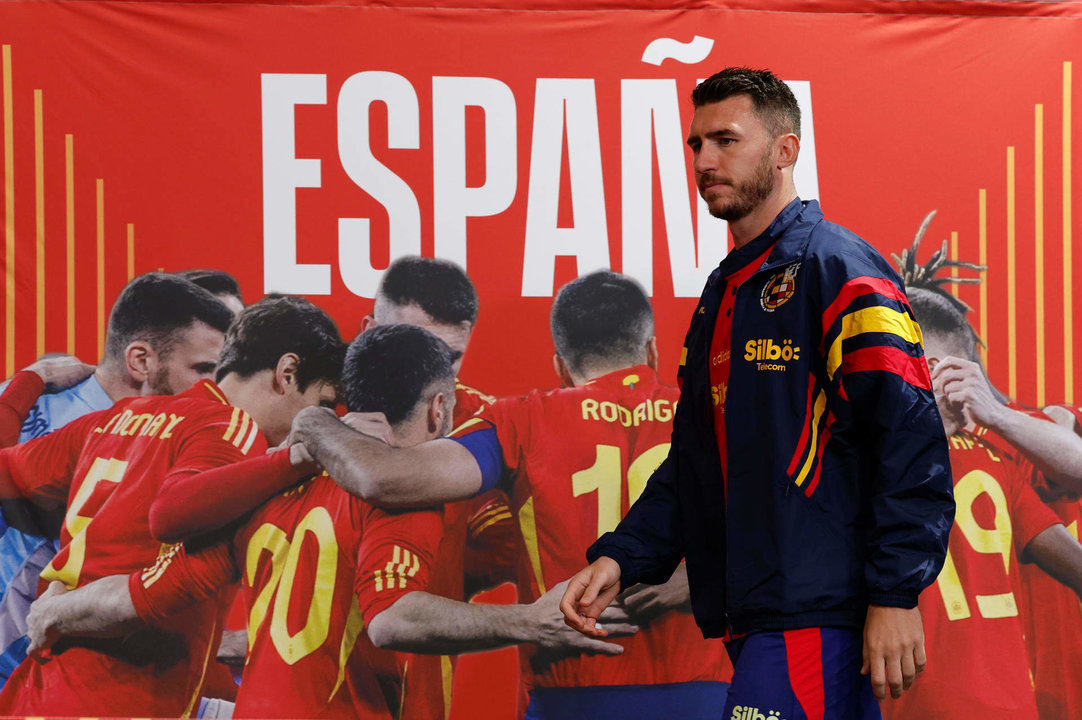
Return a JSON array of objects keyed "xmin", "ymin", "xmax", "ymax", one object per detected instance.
[{"xmin": 714, "ymin": 198, "xmax": 820, "ymax": 282}]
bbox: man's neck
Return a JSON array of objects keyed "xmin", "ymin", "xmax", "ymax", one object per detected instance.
[
  {"xmin": 570, "ymin": 360, "xmax": 646, "ymax": 387},
  {"xmin": 728, "ymin": 184, "xmax": 798, "ymax": 250},
  {"xmin": 94, "ymin": 364, "xmax": 141, "ymax": 403}
]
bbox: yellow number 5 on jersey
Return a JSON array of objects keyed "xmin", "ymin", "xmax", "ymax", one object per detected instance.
[{"xmin": 41, "ymin": 457, "xmax": 128, "ymax": 588}]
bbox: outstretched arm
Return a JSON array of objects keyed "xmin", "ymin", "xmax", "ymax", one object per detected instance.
[
  {"xmin": 290, "ymin": 406, "xmax": 484, "ymax": 507},
  {"xmin": 367, "ymin": 579, "xmax": 633, "ymax": 656}
]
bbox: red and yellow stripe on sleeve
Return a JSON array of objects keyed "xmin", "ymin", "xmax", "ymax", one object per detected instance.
[{"xmin": 821, "ymin": 276, "xmax": 931, "ymax": 390}]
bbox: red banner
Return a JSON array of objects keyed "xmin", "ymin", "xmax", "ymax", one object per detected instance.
[{"xmin": 1, "ymin": 1, "xmax": 1080, "ymax": 718}]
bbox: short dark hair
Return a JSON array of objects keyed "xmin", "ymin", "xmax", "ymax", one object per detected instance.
[
  {"xmin": 215, "ymin": 296, "xmax": 345, "ymax": 391},
  {"xmin": 177, "ymin": 269, "xmax": 242, "ymax": 303},
  {"xmin": 104, "ymin": 272, "xmax": 234, "ymax": 362},
  {"xmin": 341, "ymin": 324, "xmax": 455, "ymax": 425},
  {"xmin": 908, "ymin": 288, "xmax": 981, "ymax": 362},
  {"xmin": 551, "ymin": 271, "xmax": 654, "ymax": 376},
  {"xmin": 691, "ymin": 67, "xmax": 800, "ymax": 139},
  {"xmin": 377, "ymin": 256, "xmax": 478, "ymax": 326}
]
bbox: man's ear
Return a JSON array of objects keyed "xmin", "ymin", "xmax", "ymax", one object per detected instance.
[
  {"xmin": 776, "ymin": 133, "xmax": 800, "ymax": 170},
  {"xmin": 553, "ymin": 354, "xmax": 575, "ymax": 388},
  {"xmin": 274, "ymin": 353, "xmax": 301, "ymax": 394},
  {"xmin": 427, "ymin": 391, "xmax": 447, "ymax": 435},
  {"xmin": 645, "ymin": 336, "xmax": 660, "ymax": 371},
  {"xmin": 359, "ymin": 315, "xmax": 377, "ymax": 333},
  {"xmin": 124, "ymin": 341, "xmax": 153, "ymax": 384}
]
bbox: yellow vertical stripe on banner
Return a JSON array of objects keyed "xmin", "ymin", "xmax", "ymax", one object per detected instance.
[
  {"xmin": 127, "ymin": 223, "xmax": 134, "ymax": 280},
  {"xmin": 96, "ymin": 179, "xmax": 105, "ymax": 361},
  {"xmin": 1064, "ymin": 61, "xmax": 1074, "ymax": 404},
  {"xmin": 34, "ymin": 89, "xmax": 45, "ymax": 358},
  {"xmin": 3, "ymin": 45, "xmax": 14, "ymax": 377},
  {"xmin": 978, "ymin": 189, "xmax": 988, "ymax": 366},
  {"xmin": 1006, "ymin": 147, "xmax": 1016, "ymax": 400},
  {"xmin": 949, "ymin": 232, "xmax": 958, "ymax": 298},
  {"xmin": 1034, "ymin": 104, "xmax": 1046, "ymax": 407},
  {"xmin": 65, "ymin": 134, "xmax": 75, "ymax": 355}
]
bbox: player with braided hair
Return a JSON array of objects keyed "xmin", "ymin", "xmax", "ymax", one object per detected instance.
[{"xmin": 887, "ymin": 212, "xmax": 1082, "ymax": 720}]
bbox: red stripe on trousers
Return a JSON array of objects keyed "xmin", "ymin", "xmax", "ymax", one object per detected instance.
[{"xmin": 784, "ymin": 627, "xmax": 826, "ymax": 720}]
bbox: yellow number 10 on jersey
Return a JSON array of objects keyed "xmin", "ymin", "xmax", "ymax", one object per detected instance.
[{"xmin": 572, "ymin": 443, "xmax": 670, "ymax": 538}]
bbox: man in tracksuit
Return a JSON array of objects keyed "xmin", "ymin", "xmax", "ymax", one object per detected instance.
[{"xmin": 561, "ymin": 67, "xmax": 954, "ymax": 720}]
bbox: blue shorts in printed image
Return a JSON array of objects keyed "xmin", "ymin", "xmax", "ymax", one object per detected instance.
[{"xmin": 723, "ymin": 628, "xmax": 881, "ymax": 720}]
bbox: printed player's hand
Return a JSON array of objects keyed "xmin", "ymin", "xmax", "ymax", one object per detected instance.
[
  {"xmin": 26, "ymin": 581, "xmax": 69, "ymax": 653},
  {"xmin": 531, "ymin": 579, "xmax": 634, "ymax": 659},
  {"xmin": 621, "ymin": 562, "xmax": 691, "ymax": 624},
  {"xmin": 25, "ymin": 355, "xmax": 95, "ymax": 393}
]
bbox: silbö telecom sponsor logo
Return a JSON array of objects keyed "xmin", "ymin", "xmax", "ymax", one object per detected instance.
[
  {"xmin": 743, "ymin": 338, "xmax": 800, "ymax": 372},
  {"xmin": 729, "ymin": 707, "xmax": 787, "ymax": 720}
]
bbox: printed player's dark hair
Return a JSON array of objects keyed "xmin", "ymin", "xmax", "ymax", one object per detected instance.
[
  {"xmin": 377, "ymin": 256, "xmax": 478, "ymax": 326},
  {"xmin": 104, "ymin": 272, "xmax": 233, "ymax": 362},
  {"xmin": 341, "ymin": 324, "xmax": 455, "ymax": 425},
  {"xmin": 177, "ymin": 269, "xmax": 243, "ymax": 304},
  {"xmin": 551, "ymin": 271, "xmax": 654, "ymax": 376},
  {"xmin": 215, "ymin": 295, "xmax": 345, "ymax": 391},
  {"xmin": 892, "ymin": 210, "xmax": 986, "ymax": 361}
]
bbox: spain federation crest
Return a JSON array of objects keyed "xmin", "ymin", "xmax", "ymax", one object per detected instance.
[{"xmin": 760, "ymin": 262, "xmax": 800, "ymax": 311}]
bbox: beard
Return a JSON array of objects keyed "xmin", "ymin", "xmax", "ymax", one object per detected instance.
[
  {"xmin": 704, "ymin": 148, "xmax": 776, "ymax": 222},
  {"xmin": 147, "ymin": 363, "xmax": 176, "ymax": 395}
]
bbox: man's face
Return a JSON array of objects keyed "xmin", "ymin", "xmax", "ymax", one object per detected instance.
[
  {"xmin": 371, "ymin": 302, "xmax": 472, "ymax": 376},
  {"xmin": 687, "ymin": 95, "xmax": 778, "ymax": 222},
  {"xmin": 146, "ymin": 321, "xmax": 224, "ymax": 395}
]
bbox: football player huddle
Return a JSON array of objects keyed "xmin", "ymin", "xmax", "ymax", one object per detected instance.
[{"xmin": 0, "ymin": 258, "xmax": 732, "ymax": 719}]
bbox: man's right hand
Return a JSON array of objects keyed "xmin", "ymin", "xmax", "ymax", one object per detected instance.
[
  {"xmin": 531, "ymin": 579, "xmax": 634, "ymax": 660},
  {"xmin": 25, "ymin": 355, "xmax": 95, "ymax": 393},
  {"xmin": 559, "ymin": 556, "xmax": 623, "ymax": 638}
]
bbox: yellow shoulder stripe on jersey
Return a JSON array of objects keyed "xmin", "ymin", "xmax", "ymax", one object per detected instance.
[
  {"xmin": 450, "ymin": 416, "xmax": 486, "ymax": 437},
  {"xmin": 825, "ymin": 306, "xmax": 923, "ymax": 381},
  {"xmin": 240, "ymin": 421, "xmax": 261, "ymax": 455},
  {"xmin": 203, "ymin": 381, "xmax": 229, "ymax": 405},
  {"xmin": 223, "ymin": 407, "xmax": 241, "ymax": 443},
  {"xmin": 679, "ymin": 347, "xmax": 688, "ymax": 367},
  {"xmin": 471, "ymin": 510, "xmax": 513, "ymax": 537}
]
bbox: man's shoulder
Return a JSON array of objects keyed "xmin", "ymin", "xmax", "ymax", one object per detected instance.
[
  {"xmin": 803, "ymin": 219, "xmax": 900, "ymax": 286},
  {"xmin": 17, "ymin": 376, "xmax": 113, "ymax": 441}
]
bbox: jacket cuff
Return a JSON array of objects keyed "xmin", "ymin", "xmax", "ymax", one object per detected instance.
[{"xmin": 867, "ymin": 591, "xmax": 919, "ymax": 609}]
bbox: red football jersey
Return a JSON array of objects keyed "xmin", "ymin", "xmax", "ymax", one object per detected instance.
[
  {"xmin": 131, "ymin": 471, "xmax": 444, "ymax": 720},
  {"xmin": 1016, "ymin": 404, "xmax": 1082, "ymax": 720},
  {"xmin": 398, "ymin": 381, "xmax": 515, "ymax": 720},
  {"xmin": 881, "ymin": 430, "xmax": 1059, "ymax": 720},
  {"xmin": 451, "ymin": 365, "xmax": 732, "ymax": 690},
  {"xmin": 0, "ymin": 380, "xmax": 265, "ymax": 717}
]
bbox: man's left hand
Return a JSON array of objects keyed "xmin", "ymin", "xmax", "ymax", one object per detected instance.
[{"xmin": 861, "ymin": 604, "xmax": 926, "ymax": 700}]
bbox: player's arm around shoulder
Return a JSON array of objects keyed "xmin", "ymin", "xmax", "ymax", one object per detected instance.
[{"xmin": 289, "ymin": 405, "xmax": 486, "ymax": 508}]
